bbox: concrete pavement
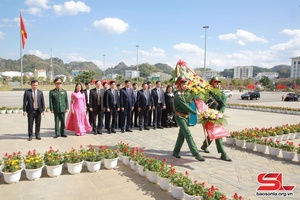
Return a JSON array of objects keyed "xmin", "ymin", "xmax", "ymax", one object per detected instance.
[{"xmin": 0, "ymin": 108, "xmax": 299, "ymax": 200}]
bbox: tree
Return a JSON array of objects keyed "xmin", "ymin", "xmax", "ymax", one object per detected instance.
[
  {"xmin": 259, "ymin": 76, "xmax": 270, "ymax": 87},
  {"xmin": 12, "ymin": 76, "xmax": 21, "ymax": 82},
  {"xmin": 73, "ymin": 70, "xmax": 95, "ymax": 83}
]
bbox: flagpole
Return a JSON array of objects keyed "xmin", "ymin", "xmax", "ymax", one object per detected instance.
[{"xmin": 20, "ymin": 11, "xmax": 23, "ymax": 88}]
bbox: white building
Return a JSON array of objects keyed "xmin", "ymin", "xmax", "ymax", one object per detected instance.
[
  {"xmin": 125, "ymin": 70, "xmax": 140, "ymax": 79},
  {"xmin": 234, "ymin": 66, "xmax": 253, "ymax": 79},
  {"xmin": 148, "ymin": 72, "xmax": 172, "ymax": 82},
  {"xmin": 255, "ymin": 72, "xmax": 279, "ymax": 80},
  {"xmin": 106, "ymin": 73, "xmax": 118, "ymax": 79},
  {"xmin": 34, "ymin": 69, "xmax": 47, "ymax": 80},
  {"xmin": 291, "ymin": 56, "xmax": 300, "ymax": 78},
  {"xmin": 0, "ymin": 71, "xmax": 23, "ymax": 77}
]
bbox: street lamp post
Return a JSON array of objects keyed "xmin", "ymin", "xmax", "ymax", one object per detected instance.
[
  {"xmin": 103, "ymin": 54, "xmax": 105, "ymax": 79},
  {"xmin": 203, "ymin": 26, "xmax": 209, "ymax": 79},
  {"xmin": 136, "ymin": 45, "xmax": 139, "ymax": 83}
]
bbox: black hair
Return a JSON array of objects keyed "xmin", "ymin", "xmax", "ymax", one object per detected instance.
[{"xmin": 74, "ymin": 83, "xmax": 83, "ymax": 93}]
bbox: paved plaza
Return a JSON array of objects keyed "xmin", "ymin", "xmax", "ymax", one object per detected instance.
[{"xmin": 0, "ymin": 91, "xmax": 299, "ymax": 200}]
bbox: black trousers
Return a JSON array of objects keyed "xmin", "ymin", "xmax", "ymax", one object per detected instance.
[
  {"xmin": 105, "ymin": 105, "xmax": 117, "ymax": 131},
  {"xmin": 139, "ymin": 107, "xmax": 149, "ymax": 129},
  {"xmin": 91, "ymin": 106, "xmax": 103, "ymax": 133},
  {"xmin": 86, "ymin": 104, "xmax": 93, "ymax": 127},
  {"xmin": 121, "ymin": 106, "xmax": 132, "ymax": 130},
  {"xmin": 27, "ymin": 110, "xmax": 41, "ymax": 138},
  {"xmin": 131, "ymin": 102, "xmax": 139, "ymax": 127},
  {"xmin": 153, "ymin": 103, "xmax": 163, "ymax": 128}
]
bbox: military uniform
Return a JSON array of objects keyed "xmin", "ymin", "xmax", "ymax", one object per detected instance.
[
  {"xmin": 172, "ymin": 76, "xmax": 204, "ymax": 161},
  {"xmin": 201, "ymin": 76, "xmax": 231, "ymax": 161},
  {"xmin": 49, "ymin": 79, "xmax": 69, "ymax": 137}
]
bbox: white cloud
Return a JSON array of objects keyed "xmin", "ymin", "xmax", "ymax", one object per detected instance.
[
  {"xmin": 1, "ymin": 18, "xmax": 10, "ymax": 23},
  {"xmin": 25, "ymin": 0, "xmax": 50, "ymax": 9},
  {"xmin": 28, "ymin": 50, "xmax": 50, "ymax": 59},
  {"xmin": 270, "ymin": 29, "xmax": 300, "ymax": 52},
  {"xmin": 28, "ymin": 7, "xmax": 42, "ymax": 15},
  {"xmin": 173, "ymin": 43, "xmax": 203, "ymax": 54},
  {"xmin": 0, "ymin": 31, "xmax": 4, "ymax": 40},
  {"xmin": 53, "ymin": 1, "xmax": 91, "ymax": 16},
  {"xmin": 140, "ymin": 47, "xmax": 165, "ymax": 57},
  {"xmin": 93, "ymin": 18, "xmax": 129, "ymax": 34},
  {"xmin": 219, "ymin": 29, "xmax": 268, "ymax": 45}
]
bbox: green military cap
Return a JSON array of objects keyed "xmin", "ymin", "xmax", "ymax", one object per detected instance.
[
  {"xmin": 210, "ymin": 76, "xmax": 221, "ymax": 85},
  {"xmin": 53, "ymin": 77, "xmax": 62, "ymax": 84}
]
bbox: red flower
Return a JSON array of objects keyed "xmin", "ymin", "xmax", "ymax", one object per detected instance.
[
  {"xmin": 177, "ymin": 59, "xmax": 187, "ymax": 67},
  {"xmin": 185, "ymin": 171, "xmax": 189, "ymax": 176},
  {"xmin": 233, "ymin": 193, "xmax": 239, "ymax": 199},
  {"xmin": 163, "ymin": 158, "xmax": 167, "ymax": 162}
]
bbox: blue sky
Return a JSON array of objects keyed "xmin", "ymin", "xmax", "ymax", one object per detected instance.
[{"xmin": 0, "ymin": 0, "xmax": 300, "ymax": 72}]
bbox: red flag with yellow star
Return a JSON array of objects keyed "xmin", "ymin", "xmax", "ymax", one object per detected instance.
[{"xmin": 20, "ymin": 11, "xmax": 27, "ymax": 49}]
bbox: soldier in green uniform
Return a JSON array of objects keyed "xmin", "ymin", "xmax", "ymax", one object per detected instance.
[
  {"xmin": 200, "ymin": 76, "xmax": 232, "ymax": 161},
  {"xmin": 173, "ymin": 76, "xmax": 205, "ymax": 162},
  {"xmin": 49, "ymin": 78, "xmax": 69, "ymax": 138}
]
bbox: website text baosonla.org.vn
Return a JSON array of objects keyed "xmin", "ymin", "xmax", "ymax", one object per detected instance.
[{"xmin": 256, "ymin": 191, "xmax": 294, "ymax": 197}]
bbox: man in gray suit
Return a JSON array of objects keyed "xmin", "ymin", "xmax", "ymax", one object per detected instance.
[
  {"xmin": 23, "ymin": 80, "xmax": 45, "ymax": 141},
  {"xmin": 151, "ymin": 81, "xmax": 166, "ymax": 129}
]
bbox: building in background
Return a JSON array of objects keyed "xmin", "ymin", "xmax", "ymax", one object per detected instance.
[
  {"xmin": 148, "ymin": 72, "xmax": 172, "ymax": 82},
  {"xmin": 125, "ymin": 70, "xmax": 140, "ymax": 79},
  {"xmin": 234, "ymin": 66, "xmax": 253, "ymax": 79},
  {"xmin": 34, "ymin": 69, "xmax": 47, "ymax": 80},
  {"xmin": 255, "ymin": 72, "xmax": 279, "ymax": 80},
  {"xmin": 106, "ymin": 73, "xmax": 118, "ymax": 79},
  {"xmin": 291, "ymin": 56, "xmax": 300, "ymax": 78},
  {"xmin": 0, "ymin": 71, "xmax": 23, "ymax": 78}
]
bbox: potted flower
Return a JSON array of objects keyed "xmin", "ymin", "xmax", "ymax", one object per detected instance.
[
  {"xmin": 84, "ymin": 144, "xmax": 103, "ymax": 172},
  {"xmin": 116, "ymin": 141, "xmax": 129, "ymax": 162},
  {"xmin": 202, "ymin": 185, "xmax": 227, "ymax": 200},
  {"xmin": 44, "ymin": 146, "xmax": 64, "ymax": 177},
  {"xmin": 280, "ymin": 141, "xmax": 296, "ymax": 161},
  {"xmin": 296, "ymin": 144, "xmax": 300, "ymax": 162},
  {"xmin": 102, "ymin": 146, "xmax": 119, "ymax": 169},
  {"xmin": 183, "ymin": 180, "xmax": 205, "ymax": 200},
  {"xmin": 64, "ymin": 147, "xmax": 84, "ymax": 174},
  {"xmin": 255, "ymin": 137, "xmax": 269, "ymax": 153},
  {"xmin": 0, "ymin": 106, "xmax": 7, "ymax": 114},
  {"xmin": 169, "ymin": 171, "xmax": 192, "ymax": 199},
  {"xmin": 12, "ymin": 107, "xmax": 19, "ymax": 114},
  {"xmin": 267, "ymin": 139, "xmax": 282, "ymax": 157},
  {"xmin": 143, "ymin": 156, "xmax": 162, "ymax": 184},
  {"xmin": 24, "ymin": 149, "xmax": 44, "ymax": 180},
  {"xmin": 135, "ymin": 152, "xmax": 148, "ymax": 177},
  {"xmin": 245, "ymin": 137, "xmax": 256, "ymax": 150},
  {"xmin": 157, "ymin": 158, "xmax": 174, "ymax": 191},
  {"xmin": 129, "ymin": 147, "xmax": 140, "ymax": 171},
  {"xmin": 121, "ymin": 146, "xmax": 131, "ymax": 166},
  {"xmin": 1, "ymin": 151, "xmax": 23, "ymax": 184},
  {"xmin": 6, "ymin": 107, "xmax": 12, "ymax": 114},
  {"xmin": 226, "ymin": 131, "xmax": 237, "ymax": 145}
]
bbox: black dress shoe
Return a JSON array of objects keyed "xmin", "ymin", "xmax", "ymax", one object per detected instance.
[
  {"xmin": 53, "ymin": 135, "xmax": 59, "ymax": 139},
  {"xmin": 61, "ymin": 134, "xmax": 67, "ymax": 138},
  {"xmin": 97, "ymin": 131, "xmax": 102, "ymax": 135},
  {"xmin": 139, "ymin": 127, "xmax": 142, "ymax": 131},
  {"xmin": 126, "ymin": 129, "xmax": 133, "ymax": 132},
  {"xmin": 153, "ymin": 127, "xmax": 156, "ymax": 130},
  {"xmin": 36, "ymin": 137, "xmax": 41, "ymax": 140},
  {"xmin": 173, "ymin": 154, "xmax": 181, "ymax": 159},
  {"xmin": 144, "ymin": 127, "xmax": 150, "ymax": 130},
  {"xmin": 111, "ymin": 130, "xmax": 116, "ymax": 133},
  {"xmin": 157, "ymin": 127, "xmax": 164, "ymax": 129},
  {"xmin": 121, "ymin": 129, "xmax": 125, "ymax": 133},
  {"xmin": 28, "ymin": 137, "xmax": 33, "ymax": 141}
]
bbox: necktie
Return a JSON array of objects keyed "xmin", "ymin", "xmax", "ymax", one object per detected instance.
[
  {"xmin": 144, "ymin": 90, "xmax": 148, "ymax": 105},
  {"xmin": 112, "ymin": 90, "xmax": 116, "ymax": 105},
  {"xmin": 127, "ymin": 88, "xmax": 130, "ymax": 95},
  {"xmin": 157, "ymin": 89, "xmax": 161, "ymax": 102},
  {"xmin": 33, "ymin": 90, "xmax": 38, "ymax": 109},
  {"xmin": 97, "ymin": 89, "xmax": 100, "ymax": 105}
]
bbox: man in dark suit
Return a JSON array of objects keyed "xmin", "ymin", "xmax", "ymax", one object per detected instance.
[
  {"xmin": 147, "ymin": 81, "xmax": 153, "ymax": 127},
  {"xmin": 137, "ymin": 82, "xmax": 151, "ymax": 131},
  {"xmin": 89, "ymin": 80, "xmax": 103, "ymax": 135},
  {"xmin": 151, "ymin": 80, "xmax": 166, "ymax": 129},
  {"xmin": 103, "ymin": 81, "xmax": 120, "ymax": 134},
  {"xmin": 101, "ymin": 82, "xmax": 108, "ymax": 129},
  {"xmin": 116, "ymin": 83, "xmax": 122, "ymax": 128},
  {"xmin": 131, "ymin": 83, "xmax": 139, "ymax": 128},
  {"xmin": 83, "ymin": 82, "xmax": 93, "ymax": 126},
  {"xmin": 23, "ymin": 80, "xmax": 45, "ymax": 141},
  {"xmin": 49, "ymin": 78, "xmax": 69, "ymax": 138},
  {"xmin": 120, "ymin": 80, "xmax": 135, "ymax": 133}
]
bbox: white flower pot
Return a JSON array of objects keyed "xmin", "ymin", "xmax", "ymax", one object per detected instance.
[
  {"xmin": 295, "ymin": 133, "xmax": 300, "ymax": 139},
  {"xmin": 118, "ymin": 154, "xmax": 123, "ymax": 162},
  {"xmin": 256, "ymin": 144, "xmax": 268, "ymax": 153},
  {"xmin": 129, "ymin": 160, "xmax": 138, "ymax": 171},
  {"xmin": 282, "ymin": 151, "xmax": 296, "ymax": 161},
  {"xmin": 0, "ymin": 110, "xmax": 6, "ymax": 114},
  {"xmin": 12, "ymin": 109, "xmax": 19, "ymax": 114},
  {"xmin": 25, "ymin": 166, "xmax": 44, "ymax": 181},
  {"xmin": 268, "ymin": 147, "xmax": 281, "ymax": 157},
  {"xmin": 184, "ymin": 192, "xmax": 202, "ymax": 200},
  {"xmin": 170, "ymin": 184, "xmax": 184, "ymax": 199},
  {"xmin": 103, "ymin": 158, "xmax": 118, "ymax": 169},
  {"xmin": 6, "ymin": 110, "xmax": 12, "ymax": 114},
  {"xmin": 297, "ymin": 154, "xmax": 300, "ymax": 162},
  {"xmin": 269, "ymin": 136, "xmax": 278, "ymax": 141},
  {"xmin": 137, "ymin": 164, "xmax": 147, "ymax": 177},
  {"xmin": 288, "ymin": 133, "xmax": 296, "ymax": 140},
  {"xmin": 86, "ymin": 160, "xmax": 101, "ymax": 172},
  {"xmin": 67, "ymin": 161, "xmax": 83, "ymax": 174},
  {"xmin": 158, "ymin": 176, "xmax": 170, "ymax": 191},
  {"xmin": 2, "ymin": 169, "xmax": 23, "ymax": 184},
  {"xmin": 282, "ymin": 134, "xmax": 290, "ymax": 141},
  {"xmin": 226, "ymin": 138, "xmax": 235, "ymax": 145},
  {"xmin": 235, "ymin": 139, "xmax": 245, "ymax": 148},
  {"xmin": 45, "ymin": 164, "xmax": 63, "ymax": 177},
  {"xmin": 122, "ymin": 156, "xmax": 130, "ymax": 166},
  {"xmin": 147, "ymin": 170, "xmax": 159, "ymax": 184},
  {"xmin": 276, "ymin": 135, "xmax": 283, "ymax": 141},
  {"xmin": 245, "ymin": 142, "xmax": 255, "ymax": 150}
]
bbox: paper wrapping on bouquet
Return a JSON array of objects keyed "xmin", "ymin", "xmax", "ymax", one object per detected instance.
[
  {"xmin": 194, "ymin": 99, "xmax": 208, "ymax": 112},
  {"xmin": 204, "ymin": 121, "xmax": 229, "ymax": 140}
]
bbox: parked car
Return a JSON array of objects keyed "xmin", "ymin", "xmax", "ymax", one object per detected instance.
[
  {"xmin": 241, "ymin": 91, "xmax": 260, "ymax": 100},
  {"xmin": 222, "ymin": 90, "xmax": 232, "ymax": 98},
  {"xmin": 284, "ymin": 93, "xmax": 299, "ymax": 101}
]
